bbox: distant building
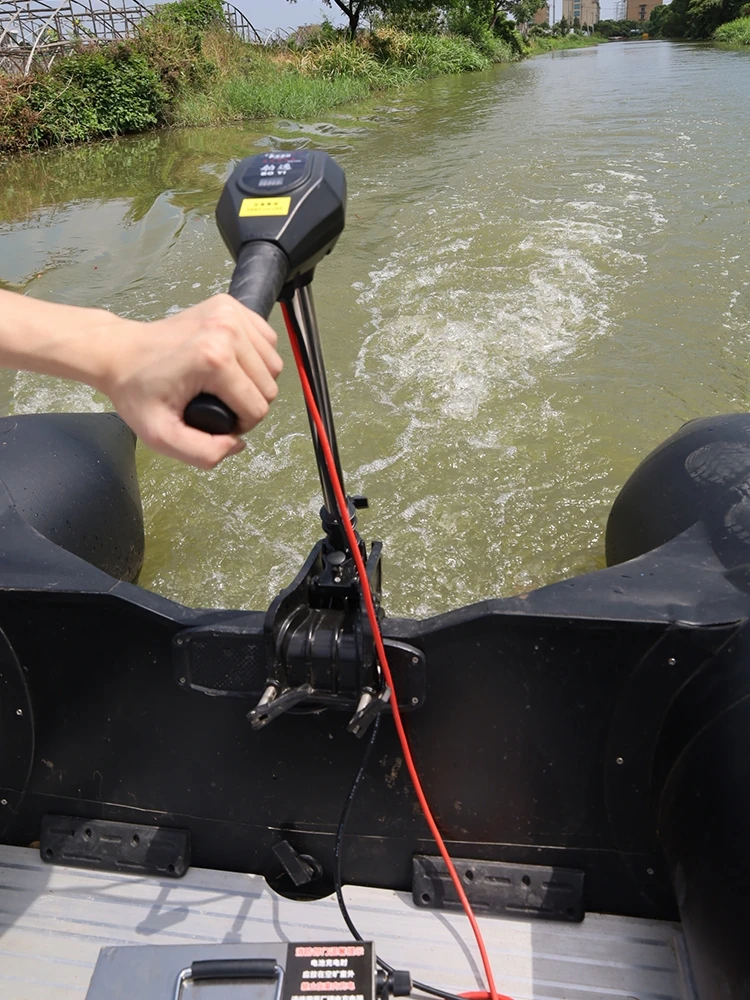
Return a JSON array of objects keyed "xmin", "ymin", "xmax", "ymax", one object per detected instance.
[
  {"xmin": 562, "ymin": 0, "xmax": 600, "ymax": 24},
  {"xmin": 533, "ymin": 4, "xmax": 550, "ymax": 24},
  {"xmin": 625, "ymin": 0, "xmax": 662, "ymax": 20}
]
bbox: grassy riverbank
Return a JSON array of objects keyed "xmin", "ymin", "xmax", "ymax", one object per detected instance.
[
  {"xmin": 528, "ymin": 34, "xmax": 601, "ymax": 52},
  {"xmin": 714, "ymin": 15, "xmax": 750, "ymax": 44},
  {"xmin": 0, "ymin": 0, "xmax": 608, "ymax": 159},
  {"xmin": 0, "ymin": 1, "xmax": 528, "ymax": 156},
  {"xmin": 171, "ymin": 23, "xmax": 517, "ymax": 128}
]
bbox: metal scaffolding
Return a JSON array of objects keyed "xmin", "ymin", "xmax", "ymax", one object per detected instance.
[{"xmin": 0, "ymin": 0, "xmax": 262, "ymax": 75}]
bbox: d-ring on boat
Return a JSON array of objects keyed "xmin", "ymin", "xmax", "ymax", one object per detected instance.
[{"xmin": 0, "ymin": 150, "xmax": 748, "ymax": 1000}]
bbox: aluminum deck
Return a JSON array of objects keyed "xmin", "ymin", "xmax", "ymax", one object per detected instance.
[{"xmin": 0, "ymin": 845, "xmax": 694, "ymax": 1000}]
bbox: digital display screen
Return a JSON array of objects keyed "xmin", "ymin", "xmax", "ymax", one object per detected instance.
[{"xmin": 238, "ymin": 152, "xmax": 312, "ymax": 195}]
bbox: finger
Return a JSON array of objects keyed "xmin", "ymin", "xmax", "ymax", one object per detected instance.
[
  {"xmin": 202, "ymin": 357, "xmax": 276, "ymax": 431},
  {"xmin": 222, "ymin": 294, "xmax": 278, "ymax": 348},
  {"xmin": 224, "ymin": 338, "xmax": 280, "ymax": 405},
  {"xmin": 200, "ymin": 296, "xmax": 282, "ymax": 378},
  {"xmin": 237, "ymin": 325, "xmax": 284, "ymax": 385},
  {"xmin": 144, "ymin": 418, "xmax": 246, "ymax": 469},
  {"xmin": 245, "ymin": 309, "xmax": 279, "ymax": 348}
]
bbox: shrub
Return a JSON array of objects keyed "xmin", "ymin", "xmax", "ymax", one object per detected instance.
[
  {"xmin": 134, "ymin": 17, "xmax": 217, "ymax": 94},
  {"xmin": 0, "ymin": 77, "xmax": 40, "ymax": 154},
  {"xmin": 379, "ymin": 6, "xmax": 446, "ymax": 35},
  {"xmin": 151, "ymin": 0, "xmax": 225, "ymax": 32},
  {"xmin": 446, "ymin": 7, "xmax": 525, "ymax": 59},
  {"xmin": 714, "ymin": 14, "xmax": 750, "ymax": 41},
  {"xmin": 27, "ymin": 45, "xmax": 167, "ymax": 146},
  {"xmin": 493, "ymin": 13, "xmax": 528, "ymax": 56}
]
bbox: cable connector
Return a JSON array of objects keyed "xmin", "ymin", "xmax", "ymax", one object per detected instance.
[{"xmin": 377, "ymin": 969, "xmax": 413, "ymax": 998}]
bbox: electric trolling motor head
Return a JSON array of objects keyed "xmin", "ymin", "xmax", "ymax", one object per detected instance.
[{"xmin": 216, "ymin": 149, "xmax": 347, "ymax": 289}]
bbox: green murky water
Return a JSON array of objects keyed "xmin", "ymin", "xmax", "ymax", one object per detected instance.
[{"xmin": 1, "ymin": 41, "xmax": 749, "ymax": 617}]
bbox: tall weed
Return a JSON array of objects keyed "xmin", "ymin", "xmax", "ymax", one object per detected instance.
[
  {"xmin": 294, "ymin": 40, "xmax": 385, "ymax": 81},
  {"xmin": 367, "ymin": 28, "xmax": 490, "ymax": 74}
]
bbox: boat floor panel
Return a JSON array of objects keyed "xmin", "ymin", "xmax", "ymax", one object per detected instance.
[{"xmin": 0, "ymin": 845, "xmax": 694, "ymax": 1000}]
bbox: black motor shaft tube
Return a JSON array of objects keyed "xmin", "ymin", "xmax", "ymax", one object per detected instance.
[{"xmin": 183, "ymin": 241, "xmax": 290, "ymax": 435}]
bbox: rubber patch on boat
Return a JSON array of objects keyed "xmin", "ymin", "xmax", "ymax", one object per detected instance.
[
  {"xmin": 40, "ymin": 815, "xmax": 190, "ymax": 878},
  {"xmin": 413, "ymin": 855, "xmax": 585, "ymax": 922}
]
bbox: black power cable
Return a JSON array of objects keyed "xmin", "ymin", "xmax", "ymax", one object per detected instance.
[{"xmin": 333, "ymin": 716, "xmax": 477, "ymax": 1000}]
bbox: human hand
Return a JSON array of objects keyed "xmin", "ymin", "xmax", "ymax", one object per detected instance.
[{"xmin": 97, "ymin": 295, "xmax": 283, "ymax": 469}]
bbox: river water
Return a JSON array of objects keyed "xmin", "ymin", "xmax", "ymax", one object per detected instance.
[{"xmin": 1, "ymin": 40, "xmax": 748, "ymax": 617}]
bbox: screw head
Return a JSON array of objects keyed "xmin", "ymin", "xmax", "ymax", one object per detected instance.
[
  {"xmin": 615, "ymin": 756, "xmax": 624, "ymax": 765},
  {"xmin": 175, "ymin": 638, "xmax": 183, "ymax": 646},
  {"xmin": 0, "ymin": 799, "xmax": 7, "ymax": 806},
  {"xmin": 667, "ymin": 657, "xmax": 676, "ymax": 666},
  {"xmin": 16, "ymin": 708, "xmax": 22, "ymax": 716},
  {"xmin": 411, "ymin": 655, "xmax": 419, "ymax": 665},
  {"xmin": 411, "ymin": 696, "xmax": 419, "ymax": 705},
  {"xmin": 179, "ymin": 677, "xmax": 186, "ymax": 685},
  {"xmin": 646, "ymin": 867, "xmax": 655, "ymax": 875}
]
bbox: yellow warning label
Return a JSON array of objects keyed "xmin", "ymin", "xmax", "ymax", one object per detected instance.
[{"xmin": 239, "ymin": 197, "xmax": 291, "ymax": 217}]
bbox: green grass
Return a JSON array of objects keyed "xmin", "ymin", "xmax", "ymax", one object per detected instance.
[
  {"xmin": 714, "ymin": 15, "xmax": 750, "ymax": 44},
  {"xmin": 528, "ymin": 34, "xmax": 602, "ymax": 52},
  {"xmin": 174, "ymin": 72, "xmax": 373, "ymax": 126}
]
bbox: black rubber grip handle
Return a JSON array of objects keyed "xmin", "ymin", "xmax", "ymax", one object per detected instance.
[
  {"xmin": 184, "ymin": 241, "xmax": 290, "ymax": 435},
  {"xmin": 190, "ymin": 958, "xmax": 280, "ymax": 981}
]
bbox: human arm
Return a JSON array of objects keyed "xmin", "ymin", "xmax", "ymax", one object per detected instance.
[{"xmin": 0, "ymin": 290, "xmax": 283, "ymax": 469}]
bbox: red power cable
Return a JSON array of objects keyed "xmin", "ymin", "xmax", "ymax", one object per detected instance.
[{"xmin": 281, "ymin": 302, "xmax": 513, "ymax": 1000}]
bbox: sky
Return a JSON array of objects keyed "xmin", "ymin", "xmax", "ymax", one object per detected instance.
[
  {"xmin": 236, "ymin": 0, "xmax": 630, "ymax": 34},
  {"xmin": 239, "ymin": 0, "xmax": 345, "ymax": 33}
]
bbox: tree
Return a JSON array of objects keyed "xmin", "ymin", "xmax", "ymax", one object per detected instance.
[
  {"xmin": 286, "ymin": 0, "xmax": 371, "ymax": 39},
  {"xmin": 647, "ymin": 3, "xmax": 674, "ymax": 35},
  {"xmin": 559, "ymin": 13, "xmax": 569, "ymax": 32},
  {"xmin": 595, "ymin": 17, "xmax": 638, "ymax": 34},
  {"xmin": 573, "ymin": 14, "xmax": 581, "ymax": 27},
  {"xmin": 446, "ymin": 0, "xmax": 544, "ymax": 29},
  {"xmin": 511, "ymin": 0, "xmax": 546, "ymax": 29},
  {"xmin": 685, "ymin": 0, "xmax": 745, "ymax": 36},
  {"xmin": 287, "ymin": 0, "xmax": 447, "ymax": 38}
]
